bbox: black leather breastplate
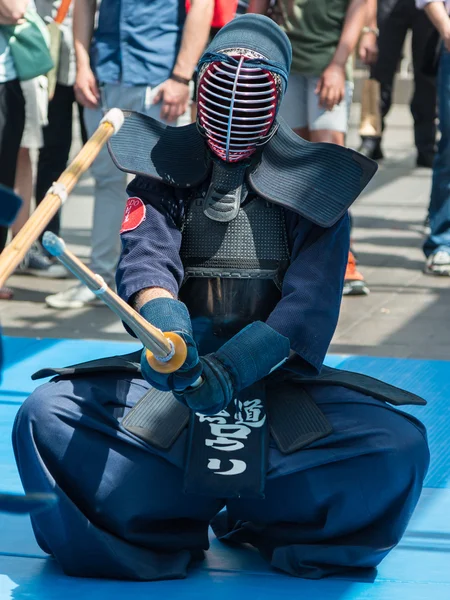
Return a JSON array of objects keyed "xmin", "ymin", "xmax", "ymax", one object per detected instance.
[{"xmin": 178, "ymin": 195, "xmax": 290, "ymax": 353}]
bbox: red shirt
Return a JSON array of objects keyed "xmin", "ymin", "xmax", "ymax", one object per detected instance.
[{"xmin": 185, "ymin": 0, "xmax": 239, "ymax": 28}]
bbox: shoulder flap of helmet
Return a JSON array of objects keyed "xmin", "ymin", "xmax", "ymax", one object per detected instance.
[
  {"xmin": 107, "ymin": 110, "xmax": 211, "ymax": 188},
  {"xmin": 247, "ymin": 118, "xmax": 378, "ymax": 227}
]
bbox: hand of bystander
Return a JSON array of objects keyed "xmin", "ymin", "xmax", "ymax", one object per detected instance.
[
  {"xmin": 359, "ymin": 30, "xmax": 378, "ymax": 65},
  {"xmin": 153, "ymin": 78, "xmax": 190, "ymax": 123},
  {"xmin": 315, "ymin": 62, "xmax": 346, "ymax": 111},
  {"xmin": 74, "ymin": 63, "xmax": 99, "ymax": 109},
  {"xmin": 0, "ymin": 0, "xmax": 27, "ymax": 25}
]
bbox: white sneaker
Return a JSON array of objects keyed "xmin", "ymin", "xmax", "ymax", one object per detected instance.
[
  {"xmin": 424, "ymin": 250, "xmax": 450, "ymax": 276},
  {"xmin": 45, "ymin": 283, "xmax": 105, "ymax": 309},
  {"xmin": 42, "ymin": 262, "xmax": 69, "ymax": 279}
]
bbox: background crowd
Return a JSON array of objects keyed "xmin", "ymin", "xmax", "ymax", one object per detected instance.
[{"xmin": 0, "ymin": 0, "xmax": 449, "ymax": 308}]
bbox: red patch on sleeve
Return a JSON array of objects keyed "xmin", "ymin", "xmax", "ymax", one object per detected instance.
[{"xmin": 120, "ymin": 197, "xmax": 146, "ymax": 234}]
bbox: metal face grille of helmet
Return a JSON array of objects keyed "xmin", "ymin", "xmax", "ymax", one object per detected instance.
[{"xmin": 197, "ymin": 54, "xmax": 279, "ymax": 163}]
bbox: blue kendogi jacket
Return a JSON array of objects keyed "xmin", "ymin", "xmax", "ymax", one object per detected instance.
[{"xmin": 116, "ymin": 176, "xmax": 350, "ymax": 376}]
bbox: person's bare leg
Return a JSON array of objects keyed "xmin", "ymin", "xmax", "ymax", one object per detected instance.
[
  {"xmin": 293, "ymin": 127, "xmax": 310, "ymax": 141},
  {"xmin": 309, "ymin": 129, "xmax": 345, "ymax": 146},
  {"xmin": 191, "ymin": 101, "xmax": 197, "ymax": 123},
  {"xmin": 12, "ymin": 147, "xmax": 32, "ymax": 236}
]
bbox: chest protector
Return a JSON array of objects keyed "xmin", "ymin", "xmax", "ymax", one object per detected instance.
[{"xmin": 178, "ymin": 194, "xmax": 289, "ymax": 353}]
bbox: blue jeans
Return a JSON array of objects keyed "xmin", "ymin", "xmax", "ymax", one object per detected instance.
[
  {"xmin": 424, "ymin": 49, "xmax": 450, "ymax": 257},
  {"xmin": 83, "ymin": 83, "xmax": 192, "ymax": 283}
]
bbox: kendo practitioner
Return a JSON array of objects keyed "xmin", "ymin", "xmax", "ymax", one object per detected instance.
[{"xmin": 13, "ymin": 14, "xmax": 430, "ymax": 581}]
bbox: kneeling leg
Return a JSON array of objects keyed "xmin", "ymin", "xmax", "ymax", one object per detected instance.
[
  {"xmin": 13, "ymin": 375, "xmax": 223, "ymax": 580},
  {"xmin": 221, "ymin": 391, "xmax": 429, "ymax": 578}
]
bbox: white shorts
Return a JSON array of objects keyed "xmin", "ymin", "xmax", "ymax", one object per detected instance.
[
  {"xmin": 279, "ymin": 73, "xmax": 354, "ymax": 133},
  {"xmin": 20, "ymin": 76, "xmax": 49, "ymax": 149}
]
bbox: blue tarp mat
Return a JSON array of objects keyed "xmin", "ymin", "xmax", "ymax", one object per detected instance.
[{"xmin": 1, "ymin": 337, "xmax": 449, "ymax": 599}]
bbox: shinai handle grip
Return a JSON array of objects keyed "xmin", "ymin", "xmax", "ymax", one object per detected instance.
[
  {"xmin": 42, "ymin": 232, "xmax": 189, "ymax": 374},
  {"xmin": 145, "ymin": 332, "xmax": 188, "ymax": 374}
]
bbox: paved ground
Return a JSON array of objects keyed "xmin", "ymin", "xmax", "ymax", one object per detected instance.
[{"xmin": 1, "ymin": 104, "xmax": 449, "ymax": 360}]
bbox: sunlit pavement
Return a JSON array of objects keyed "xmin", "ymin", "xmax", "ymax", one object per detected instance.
[{"xmin": 1, "ymin": 105, "xmax": 449, "ymax": 361}]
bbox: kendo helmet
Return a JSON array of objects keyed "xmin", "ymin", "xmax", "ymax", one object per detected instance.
[{"xmin": 196, "ymin": 14, "xmax": 292, "ymax": 164}]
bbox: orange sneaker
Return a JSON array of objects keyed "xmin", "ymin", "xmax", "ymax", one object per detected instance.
[{"xmin": 343, "ymin": 250, "xmax": 369, "ymax": 296}]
